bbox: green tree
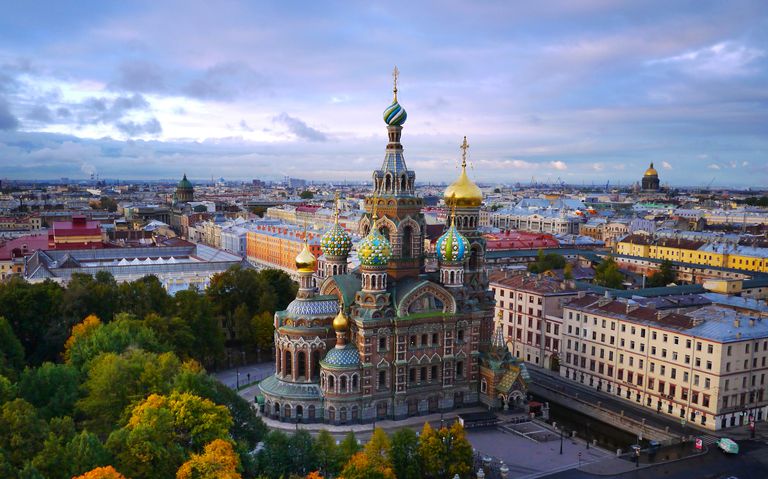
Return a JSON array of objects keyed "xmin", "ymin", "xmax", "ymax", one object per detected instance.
[
  {"xmin": 389, "ymin": 428, "xmax": 420, "ymax": 479},
  {"xmin": 78, "ymin": 350, "xmax": 182, "ymax": 435},
  {"xmin": 528, "ymin": 251, "xmax": 566, "ymax": 274},
  {"xmin": 299, "ymin": 190, "xmax": 314, "ymax": 199},
  {"xmin": 417, "ymin": 422, "xmax": 444, "ymax": 479},
  {"xmin": 107, "ymin": 392, "xmax": 232, "ymax": 479},
  {"xmin": 142, "ymin": 313, "xmax": 196, "ymax": 360},
  {"xmin": 18, "ymin": 362, "xmax": 80, "ymax": 420},
  {"xmin": 313, "ymin": 430, "xmax": 339, "ymax": 477},
  {"xmin": 0, "ymin": 277, "xmax": 64, "ymax": 363},
  {"xmin": 117, "ymin": 275, "xmax": 172, "ymax": 320},
  {"xmin": 61, "ymin": 272, "xmax": 119, "ymax": 326},
  {"xmin": 256, "ymin": 430, "xmax": 291, "ymax": 478},
  {"xmin": 444, "ymin": 422, "xmax": 473, "ymax": 479},
  {"xmin": 0, "ymin": 375, "xmax": 15, "ymax": 404},
  {"xmin": 337, "ymin": 431, "xmax": 361, "ymax": 467},
  {"xmin": 251, "ymin": 311, "xmax": 274, "ymax": 362},
  {"xmin": 563, "ymin": 263, "xmax": 574, "ymax": 280},
  {"xmin": 66, "ymin": 314, "xmax": 167, "ymax": 371},
  {"xmin": 174, "ymin": 290, "xmax": 224, "ymax": 367},
  {"xmin": 0, "ymin": 316, "xmax": 25, "ymax": 378},
  {"xmin": 99, "ymin": 196, "xmax": 118, "ymax": 213},
  {"xmin": 647, "ymin": 259, "xmax": 675, "ymax": 287},
  {"xmin": 594, "ymin": 256, "xmax": 625, "ymax": 289},
  {"xmin": 0, "ymin": 399, "xmax": 48, "ymax": 470},
  {"xmin": 288, "ymin": 430, "xmax": 317, "ymax": 476}
]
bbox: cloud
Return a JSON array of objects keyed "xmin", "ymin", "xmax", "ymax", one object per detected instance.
[
  {"xmin": 239, "ymin": 119, "xmax": 253, "ymax": 132},
  {"xmin": 183, "ymin": 62, "xmax": 266, "ymax": 101},
  {"xmin": 549, "ymin": 161, "xmax": 567, "ymax": 170},
  {"xmin": 0, "ymin": 98, "xmax": 20, "ymax": 130},
  {"xmin": 27, "ymin": 105, "xmax": 53, "ymax": 123},
  {"xmin": 112, "ymin": 60, "xmax": 167, "ymax": 92},
  {"xmin": 707, "ymin": 164, "xmax": 721, "ymax": 170},
  {"xmin": 661, "ymin": 161, "xmax": 672, "ymax": 170},
  {"xmin": 115, "ymin": 118, "xmax": 162, "ymax": 137},
  {"xmin": 273, "ymin": 113, "xmax": 327, "ymax": 142},
  {"xmin": 650, "ymin": 41, "xmax": 765, "ymax": 77}
]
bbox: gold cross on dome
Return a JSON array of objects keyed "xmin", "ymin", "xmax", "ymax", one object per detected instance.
[
  {"xmin": 392, "ymin": 66, "xmax": 399, "ymax": 101},
  {"xmin": 460, "ymin": 136, "xmax": 469, "ymax": 168}
]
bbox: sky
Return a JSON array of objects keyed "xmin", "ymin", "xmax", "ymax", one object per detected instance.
[{"xmin": 0, "ymin": 0, "xmax": 766, "ymax": 187}]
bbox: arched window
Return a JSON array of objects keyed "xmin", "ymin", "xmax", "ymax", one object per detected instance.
[
  {"xmin": 297, "ymin": 351, "xmax": 306, "ymax": 378},
  {"xmin": 352, "ymin": 374, "xmax": 358, "ymax": 391},
  {"xmin": 284, "ymin": 404, "xmax": 291, "ymax": 418},
  {"xmin": 284, "ymin": 351, "xmax": 292, "ymax": 376},
  {"xmin": 400, "ymin": 175, "xmax": 406, "ymax": 191},
  {"xmin": 340, "ymin": 375, "xmax": 348, "ymax": 392},
  {"xmin": 481, "ymin": 377, "xmax": 488, "ymax": 393},
  {"xmin": 296, "ymin": 404, "xmax": 303, "ymax": 419},
  {"xmin": 385, "ymin": 174, "xmax": 392, "ymax": 192},
  {"xmin": 328, "ymin": 375, "xmax": 335, "ymax": 391},
  {"xmin": 308, "ymin": 404, "xmax": 316, "ymax": 419},
  {"xmin": 311, "ymin": 350, "xmax": 321, "ymax": 380},
  {"xmin": 402, "ymin": 225, "xmax": 413, "ymax": 257},
  {"xmin": 274, "ymin": 403, "xmax": 280, "ymax": 416}
]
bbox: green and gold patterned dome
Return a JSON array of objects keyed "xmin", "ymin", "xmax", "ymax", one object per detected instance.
[
  {"xmin": 358, "ymin": 221, "xmax": 392, "ymax": 267},
  {"xmin": 321, "ymin": 222, "xmax": 352, "ymax": 258}
]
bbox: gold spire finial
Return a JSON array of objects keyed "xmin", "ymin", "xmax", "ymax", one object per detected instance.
[
  {"xmin": 392, "ymin": 66, "xmax": 399, "ymax": 101},
  {"xmin": 460, "ymin": 136, "xmax": 469, "ymax": 169},
  {"xmin": 450, "ymin": 194, "xmax": 457, "ymax": 226}
]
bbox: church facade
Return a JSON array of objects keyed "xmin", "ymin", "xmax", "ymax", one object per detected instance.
[{"xmin": 259, "ymin": 73, "xmax": 528, "ymax": 424}]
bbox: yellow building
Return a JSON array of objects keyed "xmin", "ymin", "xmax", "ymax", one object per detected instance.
[{"xmin": 617, "ymin": 235, "xmax": 768, "ymax": 273}]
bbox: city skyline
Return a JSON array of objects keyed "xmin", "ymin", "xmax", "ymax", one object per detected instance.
[{"xmin": 0, "ymin": 1, "xmax": 767, "ymax": 187}]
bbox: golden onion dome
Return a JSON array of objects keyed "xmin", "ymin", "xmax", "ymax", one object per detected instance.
[
  {"xmin": 332, "ymin": 305, "xmax": 349, "ymax": 332},
  {"xmin": 295, "ymin": 241, "xmax": 316, "ymax": 273},
  {"xmin": 444, "ymin": 136, "xmax": 483, "ymax": 208},
  {"xmin": 644, "ymin": 162, "xmax": 659, "ymax": 177}
]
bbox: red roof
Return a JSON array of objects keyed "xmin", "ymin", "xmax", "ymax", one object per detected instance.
[
  {"xmin": 51, "ymin": 217, "xmax": 101, "ymax": 237},
  {"xmin": 0, "ymin": 234, "xmax": 49, "ymax": 260},
  {"xmin": 485, "ymin": 231, "xmax": 559, "ymax": 251}
]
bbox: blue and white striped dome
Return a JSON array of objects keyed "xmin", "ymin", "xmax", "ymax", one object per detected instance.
[
  {"xmin": 383, "ymin": 100, "xmax": 407, "ymax": 126},
  {"xmin": 436, "ymin": 223, "xmax": 470, "ymax": 263}
]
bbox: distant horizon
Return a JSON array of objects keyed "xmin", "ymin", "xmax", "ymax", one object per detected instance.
[{"xmin": 0, "ymin": 1, "xmax": 766, "ymax": 186}]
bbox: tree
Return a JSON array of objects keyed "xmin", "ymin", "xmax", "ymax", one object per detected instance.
[
  {"xmin": 176, "ymin": 439, "xmax": 241, "ymax": 479},
  {"xmin": 18, "ymin": 362, "xmax": 80, "ymax": 420},
  {"xmin": 363, "ymin": 428, "xmax": 392, "ymax": 471},
  {"xmin": 594, "ymin": 256, "xmax": 625, "ymax": 289},
  {"xmin": 299, "ymin": 190, "xmax": 314, "ymax": 199},
  {"xmin": 61, "ymin": 272, "xmax": 119, "ymax": 326},
  {"xmin": 251, "ymin": 311, "xmax": 274, "ymax": 362},
  {"xmin": 389, "ymin": 428, "xmax": 420, "ymax": 479},
  {"xmin": 313, "ymin": 429, "xmax": 340, "ymax": 477},
  {"xmin": 0, "ymin": 399, "xmax": 48, "ymax": 470},
  {"xmin": 256, "ymin": 430, "xmax": 291, "ymax": 478},
  {"xmin": 0, "ymin": 277, "xmax": 64, "ymax": 363},
  {"xmin": 0, "ymin": 375, "xmax": 15, "ymax": 404},
  {"xmin": 337, "ymin": 431, "xmax": 361, "ymax": 467},
  {"xmin": 142, "ymin": 313, "xmax": 197, "ymax": 360},
  {"xmin": 99, "ymin": 196, "xmax": 118, "ymax": 213},
  {"xmin": 72, "ymin": 466, "xmax": 127, "ymax": 479},
  {"xmin": 563, "ymin": 263, "xmax": 574, "ymax": 280},
  {"xmin": 528, "ymin": 251, "xmax": 566, "ymax": 274},
  {"xmin": 0, "ymin": 316, "xmax": 24, "ymax": 378},
  {"xmin": 117, "ymin": 275, "xmax": 172, "ymax": 320},
  {"xmin": 107, "ymin": 392, "xmax": 232, "ymax": 479},
  {"xmin": 647, "ymin": 259, "xmax": 675, "ymax": 287},
  {"xmin": 78, "ymin": 350, "xmax": 182, "ymax": 435},
  {"xmin": 288, "ymin": 430, "xmax": 317, "ymax": 476},
  {"xmin": 444, "ymin": 422, "xmax": 473, "ymax": 479},
  {"xmin": 417, "ymin": 422, "xmax": 444, "ymax": 479},
  {"xmin": 339, "ymin": 451, "xmax": 395, "ymax": 479},
  {"xmin": 64, "ymin": 315, "xmax": 102, "ymax": 363},
  {"xmin": 66, "ymin": 314, "xmax": 167, "ymax": 370},
  {"xmin": 174, "ymin": 290, "xmax": 224, "ymax": 367},
  {"xmin": 31, "ymin": 417, "xmax": 111, "ymax": 479}
]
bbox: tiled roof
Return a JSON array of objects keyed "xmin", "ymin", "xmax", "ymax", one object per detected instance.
[{"xmin": 321, "ymin": 344, "xmax": 360, "ymax": 369}]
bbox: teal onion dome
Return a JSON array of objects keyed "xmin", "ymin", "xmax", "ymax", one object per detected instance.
[
  {"xmin": 436, "ymin": 223, "xmax": 470, "ymax": 263},
  {"xmin": 383, "ymin": 100, "xmax": 407, "ymax": 126},
  {"xmin": 321, "ymin": 222, "xmax": 352, "ymax": 258},
  {"xmin": 358, "ymin": 223, "xmax": 392, "ymax": 267},
  {"xmin": 177, "ymin": 174, "xmax": 193, "ymax": 189}
]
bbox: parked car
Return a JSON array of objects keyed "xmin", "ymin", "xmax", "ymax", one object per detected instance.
[{"xmin": 716, "ymin": 438, "xmax": 739, "ymax": 454}]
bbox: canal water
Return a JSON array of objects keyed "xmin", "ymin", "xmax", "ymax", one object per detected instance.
[{"xmin": 540, "ymin": 399, "xmax": 640, "ymax": 451}]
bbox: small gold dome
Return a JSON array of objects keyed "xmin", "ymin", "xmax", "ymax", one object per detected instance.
[
  {"xmin": 295, "ymin": 241, "xmax": 316, "ymax": 273},
  {"xmin": 644, "ymin": 162, "xmax": 658, "ymax": 177},
  {"xmin": 332, "ymin": 306, "xmax": 349, "ymax": 332},
  {"xmin": 444, "ymin": 136, "xmax": 483, "ymax": 208}
]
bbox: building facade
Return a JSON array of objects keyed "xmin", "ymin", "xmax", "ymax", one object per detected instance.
[
  {"xmin": 641, "ymin": 163, "xmax": 660, "ymax": 192},
  {"xmin": 259, "ymin": 78, "xmax": 522, "ymax": 424},
  {"xmin": 560, "ymin": 293, "xmax": 768, "ymax": 431},
  {"xmin": 491, "ymin": 273, "xmax": 578, "ymax": 369}
]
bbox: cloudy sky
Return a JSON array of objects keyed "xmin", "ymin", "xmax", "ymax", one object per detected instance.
[{"xmin": 1, "ymin": 0, "xmax": 766, "ymax": 186}]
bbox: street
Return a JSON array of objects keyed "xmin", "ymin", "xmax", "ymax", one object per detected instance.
[
  {"xmin": 212, "ymin": 362, "xmax": 274, "ymax": 390},
  {"xmin": 543, "ymin": 440, "xmax": 768, "ymax": 479}
]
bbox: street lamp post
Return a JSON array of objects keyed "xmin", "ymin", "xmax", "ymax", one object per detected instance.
[
  {"xmin": 236, "ymin": 367, "xmax": 240, "ymax": 390},
  {"xmin": 586, "ymin": 422, "xmax": 590, "ymax": 449},
  {"xmin": 560, "ymin": 426, "xmax": 564, "ymax": 455}
]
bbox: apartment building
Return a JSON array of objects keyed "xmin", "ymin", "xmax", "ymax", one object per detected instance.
[
  {"xmin": 561, "ymin": 293, "xmax": 768, "ymax": 431},
  {"xmin": 491, "ymin": 273, "xmax": 579, "ymax": 369}
]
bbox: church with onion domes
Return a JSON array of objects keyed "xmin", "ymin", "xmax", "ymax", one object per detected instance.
[{"xmin": 258, "ymin": 69, "xmax": 528, "ymax": 424}]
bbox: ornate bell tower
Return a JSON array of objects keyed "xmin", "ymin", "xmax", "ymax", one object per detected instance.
[{"xmin": 362, "ymin": 67, "xmax": 426, "ymax": 280}]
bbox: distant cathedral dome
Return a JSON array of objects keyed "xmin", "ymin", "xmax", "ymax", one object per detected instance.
[
  {"xmin": 444, "ymin": 137, "xmax": 482, "ymax": 207},
  {"xmin": 321, "ymin": 222, "xmax": 352, "ymax": 258},
  {"xmin": 641, "ymin": 162, "xmax": 660, "ymax": 191},
  {"xmin": 357, "ymin": 221, "xmax": 392, "ymax": 267},
  {"xmin": 175, "ymin": 174, "xmax": 194, "ymax": 203},
  {"xmin": 294, "ymin": 241, "xmax": 316, "ymax": 273},
  {"xmin": 436, "ymin": 219, "xmax": 470, "ymax": 263}
]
